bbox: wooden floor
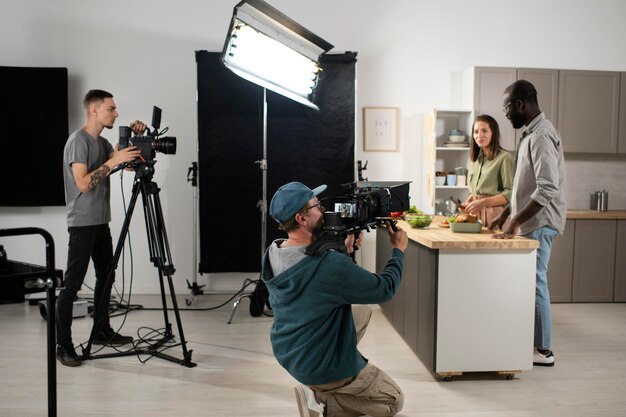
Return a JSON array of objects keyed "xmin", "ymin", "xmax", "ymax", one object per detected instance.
[{"xmin": 0, "ymin": 294, "xmax": 625, "ymax": 417}]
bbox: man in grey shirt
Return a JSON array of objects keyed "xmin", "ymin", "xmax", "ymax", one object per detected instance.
[
  {"xmin": 492, "ymin": 80, "xmax": 567, "ymax": 367},
  {"xmin": 57, "ymin": 89, "xmax": 143, "ymax": 366}
]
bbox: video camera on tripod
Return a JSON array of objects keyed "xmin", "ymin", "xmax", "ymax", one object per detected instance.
[
  {"xmin": 306, "ymin": 181, "xmax": 411, "ymax": 255},
  {"xmin": 118, "ymin": 106, "xmax": 177, "ymax": 167}
]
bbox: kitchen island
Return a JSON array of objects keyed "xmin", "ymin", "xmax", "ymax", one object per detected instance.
[{"xmin": 376, "ymin": 219, "xmax": 539, "ymax": 380}]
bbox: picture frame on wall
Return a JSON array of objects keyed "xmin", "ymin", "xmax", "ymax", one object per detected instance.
[{"xmin": 363, "ymin": 107, "xmax": 398, "ymax": 151}]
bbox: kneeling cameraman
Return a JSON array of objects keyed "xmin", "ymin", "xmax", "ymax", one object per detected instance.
[{"xmin": 262, "ymin": 181, "xmax": 408, "ymax": 417}]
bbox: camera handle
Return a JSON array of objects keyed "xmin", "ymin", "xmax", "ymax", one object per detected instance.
[
  {"xmin": 109, "ymin": 162, "xmax": 129, "ymax": 176},
  {"xmin": 305, "ymin": 220, "xmax": 394, "ymax": 256}
]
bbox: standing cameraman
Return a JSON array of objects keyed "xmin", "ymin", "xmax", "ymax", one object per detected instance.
[
  {"xmin": 262, "ymin": 181, "xmax": 408, "ymax": 417},
  {"xmin": 57, "ymin": 89, "xmax": 144, "ymax": 367}
]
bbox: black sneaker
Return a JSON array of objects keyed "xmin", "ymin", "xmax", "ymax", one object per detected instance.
[
  {"xmin": 56, "ymin": 344, "xmax": 83, "ymax": 367},
  {"xmin": 533, "ymin": 348, "xmax": 555, "ymax": 366},
  {"xmin": 92, "ymin": 329, "xmax": 134, "ymax": 346}
]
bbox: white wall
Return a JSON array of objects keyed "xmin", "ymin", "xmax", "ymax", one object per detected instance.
[{"xmin": 2, "ymin": 0, "xmax": 626, "ymax": 293}]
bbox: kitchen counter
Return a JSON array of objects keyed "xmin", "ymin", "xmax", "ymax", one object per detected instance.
[
  {"xmin": 378, "ymin": 220, "xmax": 538, "ymax": 379},
  {"xmin": 396, "ymin": 218, "xmax": 539, "ymax": 250},
  {"xmin": 567, "ymin": 210, "xmax": 626, "ymax": 220}
]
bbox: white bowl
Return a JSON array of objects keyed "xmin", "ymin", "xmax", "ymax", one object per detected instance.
[{"xmin": 448, "ymin": 135, "xmax": 465, "ymax": 143}]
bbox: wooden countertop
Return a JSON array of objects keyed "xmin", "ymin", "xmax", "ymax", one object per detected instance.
[
  {"xmin": 567, "ymin": 210, "xmax": 626, "ymax": 220},
  {"xmin": 397, "ymin": 219, "xmax": 539, "ymax": 250}
]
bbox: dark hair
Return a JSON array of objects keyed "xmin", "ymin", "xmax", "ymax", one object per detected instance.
[
  {"xmin": 470, "ymin": 114, "xmax": 503, "ymax": 161},
  {"xmin": 507, "ymin": 80, "xmax": 538, "ymax": 105},
  {"xmin": 83, "ymin": 89, "xmax": 113, "ymax": 109},
  {"xmin": 278, "ymin": 204, "xmax": 309, "ymax": 233}
]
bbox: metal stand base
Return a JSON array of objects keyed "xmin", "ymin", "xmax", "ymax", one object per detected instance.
[{"xmin": 227, "ymin": 278, "xmax": 256, "ymax": 324}]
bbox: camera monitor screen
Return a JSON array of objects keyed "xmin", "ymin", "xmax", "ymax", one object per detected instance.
[{"xmin": 334, "ymin": 202, "xmax": 356, "ymax": 218}]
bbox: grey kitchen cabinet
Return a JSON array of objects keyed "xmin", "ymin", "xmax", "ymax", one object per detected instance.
[
  {"xmin": 377, "ymin": 230, "xmax": 394, "ymax": 319},
  {"xmin": 377, "ymin": 230, "xmax": 419, "ymax": 341},
  {"xmin": 472, "ymin": 67, "xmax": 517, "ymax": 152},
  {"xmin": 557, "ymin": 70, "xmax": 620, "ymax": 153},
  {"xmin": 470, "ymin": 66, "xmax": 624, "ymax": 154},
  {"xmin": 517, "ymin": 68, "xmax": 559, "ymax": 130},
  {"xmin": 377, "ymin": 230, "xmax": 424, "ymax": 356},
  {"xmin": 619, "ymin": 73, "xmax": 626, "ymax": 154},
  {"xmin": 614, "ymin": 220, "xmax": 626, "ymax": 302},
  {"xmin": 402, "ymin": 242, "xmax": 419, "ymax": 354},
  {"xmin": 572, "ymin": 220, "xmax": 617, "ymax": 302},
  {"xmin": 472, "ymin": 67, "xmax": 558, "ymax": 153},
  {"xmin": 547, "ymin": 219, "xmax": 575, "ymax": 302}
]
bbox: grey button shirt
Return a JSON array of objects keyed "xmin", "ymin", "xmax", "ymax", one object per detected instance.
[{"xmin": 511, "ymin": 113, "xmax": 567, "ymax": 235}]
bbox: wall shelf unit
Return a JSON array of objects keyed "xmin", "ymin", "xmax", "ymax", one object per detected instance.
[{"xmin": 423, "ymin": 109, "xmax": 473, "ymax": 214}]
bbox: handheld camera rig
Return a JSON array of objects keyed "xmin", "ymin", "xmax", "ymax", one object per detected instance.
[{"xmin": 305, "ymin": 181, "xmax": 411, "ymax": 255}]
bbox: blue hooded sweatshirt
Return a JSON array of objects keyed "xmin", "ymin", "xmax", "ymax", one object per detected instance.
[{"xmin": 261, "ymin": 242, "xmax": 404, "ymax": 385}]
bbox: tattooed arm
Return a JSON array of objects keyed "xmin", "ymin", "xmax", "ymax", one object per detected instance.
[{"xmin": 71, "ymin": 145, "xmax": 141, "ymax": 192}]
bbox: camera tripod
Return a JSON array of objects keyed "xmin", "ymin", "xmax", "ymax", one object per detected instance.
[{"xmin": 82, "ymin": 161, "xmax": 196, "ymax": 368}]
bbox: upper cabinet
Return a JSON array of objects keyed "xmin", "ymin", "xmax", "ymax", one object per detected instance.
[
  {"xmin": 619, "ymin": 73, "xmax": 626, "ymax": 154},
  {"xmin": 517, "ymin": 68, "xmax": 559, "ymax": 128},
  {"xmin": 466, "ymin": 67, "xmax": 624, "ymax": 154},
  {"xmin": 471, "ymin": 67, "xmax": 517, "ymax": 152},
  {"xmin": 557, "ymin": 70, "xmax": 620, "ymax": 153},
  {"xmin": 470, "ymin": 67, "xmax": 558, "ymax": 152}
]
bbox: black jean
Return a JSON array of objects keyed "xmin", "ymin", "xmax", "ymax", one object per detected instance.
[{"xmin": 56, "ymin": 224, "xmax": 115, "ymax": 346}]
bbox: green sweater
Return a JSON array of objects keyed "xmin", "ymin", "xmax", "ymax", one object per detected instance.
[{"xmin": 261, "ymin": 245, "xmax": 405, "ymax": 385}]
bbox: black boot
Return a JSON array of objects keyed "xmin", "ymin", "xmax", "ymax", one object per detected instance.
[{"xmin": 56, "ymin": 344, "xmax": 82, "ymax": 367}]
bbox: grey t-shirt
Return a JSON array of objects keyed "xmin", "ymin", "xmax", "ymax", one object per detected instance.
[{"xmin": 63, "ymin": 129, "xmax": 114, "ymax": 227}]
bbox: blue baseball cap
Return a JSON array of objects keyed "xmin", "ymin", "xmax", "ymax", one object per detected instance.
[{"xmin": 269, "ymin": 181, "xmax": 327, "ymax": 223}]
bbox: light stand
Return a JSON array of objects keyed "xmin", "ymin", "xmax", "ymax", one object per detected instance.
[
  {"xmin": 226, "ymin": 88, "xmax": 267, "ymax": 324},
  {"xmin": 186, "ymin": 162, "xmax": 205, "ymax": 299},
  {"xmin": 221, "ymin": 0, "xmax": 333, "ymax": 322},
  {"xmin": 81, "ymin": 163, "xmax": 196, "ymax": 368},
  {"xmin": 257, "ymin": 88, "xmax": 268, "ymax": 259}
]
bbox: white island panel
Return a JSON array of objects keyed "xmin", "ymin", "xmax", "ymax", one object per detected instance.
[{"xmin": 436, "ymin": 249, "xmax": 536, "ymax": 373}]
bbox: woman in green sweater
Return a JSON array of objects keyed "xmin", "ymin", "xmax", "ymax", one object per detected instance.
[{"xmin": 462, "ymin": 114, "xmax": 515, "ymax": 227}]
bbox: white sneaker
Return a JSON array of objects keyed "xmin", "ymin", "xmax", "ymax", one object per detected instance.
[
  {"xmin": 533, "ymin": 348, "xmax": 555, "ymax": 366},
  {"xmin": 294, "ymin": 385, "xmax": 325, "ymax": 417}
]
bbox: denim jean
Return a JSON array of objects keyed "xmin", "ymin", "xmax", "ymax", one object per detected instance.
[
  {"xmin": 523, "ymin": 226, "xmax": 558, "ymax": 350},
  {"xmin": 56, "ymin": 225, "xmax": 115, "ymax": 346}
]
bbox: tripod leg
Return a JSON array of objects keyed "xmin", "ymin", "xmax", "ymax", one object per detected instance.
[
  {"xmin": 143, "ymin": 180, "xmax": 195, "ymax": 367},
  {"xmin": 140, "ymin": 182, "xmax": 173, "ymax": 337}
]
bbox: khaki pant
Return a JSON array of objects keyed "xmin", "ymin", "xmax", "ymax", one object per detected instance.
[{"xmin": 309, "ymin": 305, "xmax": 404, "ymax": 417}]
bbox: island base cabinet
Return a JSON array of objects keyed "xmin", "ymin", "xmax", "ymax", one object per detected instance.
[
  {"xmin": 377, "ymin": 227, "xmax": 538, "ymax": 376},
  {"xmin": 436, "ymin": 250, "xmax": 535, "ymax": 373}
]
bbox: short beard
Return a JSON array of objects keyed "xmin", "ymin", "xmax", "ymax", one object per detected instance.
[
  {"xmin": 310, "ymin": 218, "xmax": 324, "ymax": 242},
  {"xmin": 510, "ymin": 115, "xmax": 525, "ymax": 130}
]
